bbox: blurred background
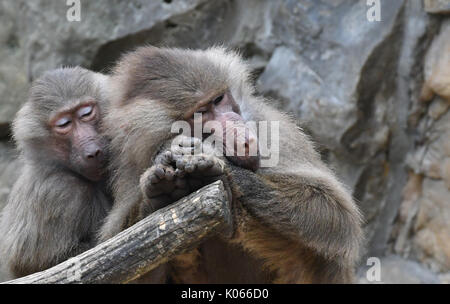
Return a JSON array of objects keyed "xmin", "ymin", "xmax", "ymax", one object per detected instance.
[{"xmin": 0, "ymin": 0, "xmax": 449, "ymax": 283}]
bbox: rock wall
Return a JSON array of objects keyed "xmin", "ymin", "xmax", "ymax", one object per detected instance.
[{"xmin": 0, "ymin": 0, "xmax": 448, "ymax": 283}]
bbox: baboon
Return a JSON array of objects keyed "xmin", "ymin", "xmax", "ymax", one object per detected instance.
[
  {"xmin": 99, "ymin": 46, "xmax": 363, "ymax": 283},
  {"xmin": 0, "ymin": 67, "xmax": 112, "ymax": 278}
]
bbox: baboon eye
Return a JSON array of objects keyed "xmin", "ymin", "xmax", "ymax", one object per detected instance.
[
  {"xmin": 55, "ymin": 117, "xmax": 72, "ymax": 128},
  {"xmin": 79, "ymin": 105, "xmax": 93, "ymax": 118},
  {"xmin": 212, "ymin": 94, "xmax": 224, "ymax": 105},
  {"xmin": 195, "ymin": 106, "xmax": 209, "ymax": 114}
]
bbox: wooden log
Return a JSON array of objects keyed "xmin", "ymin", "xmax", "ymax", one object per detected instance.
[{"xmin": 4, "ymin": 180, "xmax": 232, "ymax": 284}]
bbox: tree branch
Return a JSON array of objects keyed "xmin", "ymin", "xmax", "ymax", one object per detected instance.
[{"xmin": 3, "ymin": 180, "xmax": 232, "ymax": 284}]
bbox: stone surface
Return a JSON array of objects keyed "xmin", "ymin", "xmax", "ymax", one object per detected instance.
[
  {"xmin": 439, "ymin": 272, "xmax": 450, "ymax": 283},
  {"xmin": 0, "ymin": 2, "xmax": 29, "ymax": 136},
  {"xmin": 358, "ymin": 255, "xmax": 440, "ymax": 284},
  {"xmin": 413, "ymin": 177, "xmax": 450, "ymax": 272},
  {"xmin": 423, "ymin": 20, "xmax": 450, "ymax": 101},
  {"xmin": 424, "ymin": 0, "xmax": 450, "ymax": 14},
  {"xmin": 257, "ymin": 46, "xmax": 355, "ymax": 149},
  {"xmin": 395, "ymin": 58, "xmax": 450, "ymax": 273}
]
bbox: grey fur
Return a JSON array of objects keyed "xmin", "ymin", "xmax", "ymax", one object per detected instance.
[{"xmin": 0, "ymin": 67, "xmax": 112, "ymax": 278}]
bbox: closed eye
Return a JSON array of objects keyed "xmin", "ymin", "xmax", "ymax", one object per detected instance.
[
  {"xmin": 55, "ymin": 117, "xmax": 71, "ymax": 128},
  {"xmin": 195, "ymin": 106, "xmax": 209, "ymax": 114},
  {"xmin": 79, "ymin": 105, "xmax": 93, "ymax": 118}
]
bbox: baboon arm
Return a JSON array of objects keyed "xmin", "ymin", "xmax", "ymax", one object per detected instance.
[
  {"xmin": 0, "ymin": 168, "xmax": 93, "ymax": 278},
  {"xmin": 227, "ymin": 165, "xmax": 363, "ymax": 267},
  {"xmin": 97, "ymin": 194, "xmax": 141, "ymax": 242},
  {"xmin": 97, "ymin": 170, "xmax": 142, "ymax": 242}
]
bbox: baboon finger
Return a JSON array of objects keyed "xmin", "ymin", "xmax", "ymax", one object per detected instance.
[
  {"xmin": 154, "ymin": 166, "xmax": 166, "ymax": 179},
  {"xmin": 150, "ymin": 174, "xmax": 160, "ymax": 184},
  {"xmin": 175, "ymin": 168, "xmax": 186, "ymax": 178},
  {"xmin": 165, "ymin": 166, "xmax": 175, "ymax": 181}
]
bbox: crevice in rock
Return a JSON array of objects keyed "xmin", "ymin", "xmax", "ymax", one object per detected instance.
[{"xmin": 91, "ymin": 0, "xmax": 239, "ymax": 73}]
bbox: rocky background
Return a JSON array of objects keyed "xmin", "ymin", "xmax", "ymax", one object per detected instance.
[{"xmin": 0, "ymin": 0, "xmax": 449, "ymax": 283}]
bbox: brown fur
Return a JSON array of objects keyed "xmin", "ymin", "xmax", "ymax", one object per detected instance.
[{"xmin": 99, "ymin": 46, "xmax": 363, "ymax": 283}]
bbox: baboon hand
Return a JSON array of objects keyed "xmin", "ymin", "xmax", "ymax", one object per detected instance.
[
  {"xmin": 139, "ymin": 151, "xmax": 190, "ymax": 213},
  {"xmin": 170, "ymin": 135, "xmax": 225, "ymax": 181},
  {"xmin": 139, "ymin": 136, "xmax": 225, "ymax": 215},
  {"xmin": 174, "ymin": 153, "xmax": 224, "ymax": 179}
]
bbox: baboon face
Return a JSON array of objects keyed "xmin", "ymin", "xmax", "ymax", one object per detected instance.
[
  {"xmin": 14, "ymin": 67, "xmax": 109, "ymax": 182},
  {"xmin": 113, "ymin": 46, "xmax": 260, "ymax": 171},
  {"xmin": 183, "ymin": 89, "xmax": 260, "ymax": 171},
  {"xmin": 48, "ymin": 100, "xmax": 107, "ymax": 181}
]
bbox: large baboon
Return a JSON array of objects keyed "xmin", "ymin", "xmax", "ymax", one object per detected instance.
[
  {"xmin": 0, "ymin": 67, "xmax": 112, "ymax": 278},
  {"xmin": 99, "ymin": 46, "xmax": 363, "ymax": 283}
]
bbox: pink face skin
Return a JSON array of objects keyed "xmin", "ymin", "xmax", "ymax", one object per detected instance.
[
  {"xmin": 186, "ymin": 91, "xmax": 260, "ymax": 172},
  {"xmin": 49, "ymin": 101, "xmax": 107, "ymax": 181}
]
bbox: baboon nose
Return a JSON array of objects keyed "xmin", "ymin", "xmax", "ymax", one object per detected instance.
[
  {"xmin": 88, "ymin": 150, "xmax": 101, "ymax": 159},
  {"xmin": 85, "ymin": 146, "xmax": 103, "ymax": 162},
  {"xmin": 87, "ymin": 149, "xmax": 101, "ymax": 159}
]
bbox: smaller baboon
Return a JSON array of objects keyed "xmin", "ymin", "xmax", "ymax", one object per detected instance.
[
  {"xmin": 99, "ymin": 46, "xmax": 363, "ymax": 283},
  {"xmin": 0, "ymin": 67, "xmax": 112, "ymax": 278}
]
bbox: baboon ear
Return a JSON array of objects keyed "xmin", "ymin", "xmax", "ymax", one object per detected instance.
[{"xmin": 126, "ymin": 45, "xmax": 161, "ymax": 66}]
